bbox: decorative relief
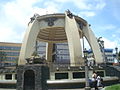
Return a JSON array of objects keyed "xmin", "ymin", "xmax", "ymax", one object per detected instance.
[
  {"xmin": 66, "ymin": 9, "xmax": 73, "ymax": 18},
  {"xmin": 28, "ymin": 14, "xmax": 40, "ymax": 26},
  {"xmin": 44, "ymin": 17, "xmax": 57, "ymax": 26},
  {"xmin": 77, "ymin": 21, "xmax": 84, "ymax": 30}
]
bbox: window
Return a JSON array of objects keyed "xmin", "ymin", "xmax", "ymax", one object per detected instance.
[
  {"xmin": 73, "ymin": 72, "xmax": 85, "ymax": 79},
  {"xmin": 15, "ymin": 74, "xmax": 17, "ymax": 80},
  {"xmin": 5, "ymin": 74, "xmax": 12, "ymax": 80},
  {"xmin": 55, "ymin": 73, "xmax": 68, "ymax": 79},
  {"xmin": 96, "ymin": 71, "xmax": 104, "ymax": 77},
  {"xmin": 4, "ymin": 52, "xmax": 19, "ymax": 56}
]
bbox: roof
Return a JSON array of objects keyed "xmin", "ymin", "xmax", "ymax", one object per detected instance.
[{"xmin": 88, "ymin": 49, "xmax": 113, "ymax": 53}]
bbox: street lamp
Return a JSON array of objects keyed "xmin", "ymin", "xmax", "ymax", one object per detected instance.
[
  {"xmin": 83, "ymin": 49, "xmax": 91, "ymax": 90},
  {"xmin": 115, "ymin": 47, "xmax": 118, "ymax": 62},
  {"xmin": 115, "ymin": 47, "xmax": 118, "ymax": 55},
  {"xmin": 97, "ymin": 37, "xmax": 106, "ymax": 64},
  {"xmin": 101, "ymin": 40, "xmax": 106, "ymax": 64}
]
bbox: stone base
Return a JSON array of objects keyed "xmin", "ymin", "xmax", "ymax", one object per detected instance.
[
  {"xmin": 17, "ymin": 65, "xmax": 49, "ymax": 90},
  {"xmin": 85, "ymin": 87, "xmax": 91, "ymax": 90}
]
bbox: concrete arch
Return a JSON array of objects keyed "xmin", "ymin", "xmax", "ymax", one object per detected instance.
[
  {"xmin": 65, "ymin": 12, "xmax": 83, "ymax": 66},
  {"xmin": 18, "ymin": 19, "xmax": 41, "ymax": 65},
  {"xmin": 18, "ymin": 12, "xmax": 103, "ymax": 66},
  {"xmin": 83, "ymin": 24, "xmax": 103, "ymax": 63}
]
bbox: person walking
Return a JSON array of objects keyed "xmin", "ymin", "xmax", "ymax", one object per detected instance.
[
  {"xmin": 92, "ymin": 71, "xmax": 98, "ymax": 90},
  {"xmin": 97, "ymin": 75, "xmax": 104, "ymax": 88}
]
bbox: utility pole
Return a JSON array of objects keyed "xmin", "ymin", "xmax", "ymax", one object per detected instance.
[
  {"xmin": 115, "ymin": 47, "xmax": 119, "ymax": 64},
  {"xmin": 98, "ymin": 37, "xmax": 106, "ymax": 64},
  {"xmin": 84, "ymin": 49, "xmax": 91, "ymax": 90}
]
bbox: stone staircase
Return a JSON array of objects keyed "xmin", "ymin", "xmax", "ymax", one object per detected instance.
[{"xmin": 104, "ymin": 65, "xmax": 120, "ymax": 78}]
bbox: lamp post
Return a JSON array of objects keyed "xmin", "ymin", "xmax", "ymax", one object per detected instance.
[
  {"xmin": 115, "ymin": 47, "xmax": 119, "ymax": 63},
  {"xmin": 98, "ymin": 37, "xmax": 106, "ymax": 65},
  {"xmin": 84, "ymin": 49, "xmax": 91, "ymax": 90},
  {"xmin": 101, "ymin": 40, "xmax": 106, "ymax": 64}
]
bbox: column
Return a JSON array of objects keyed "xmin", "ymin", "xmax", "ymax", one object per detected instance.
[{"xmin": 46, "ymin": 42, "xmax": 54, "ymax": 63}]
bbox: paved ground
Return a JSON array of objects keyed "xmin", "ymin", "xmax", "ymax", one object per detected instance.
[
  {"xmin": 0, "ymin": 87, "xmax": 104, "ymax": 90},
  {"xmin": 0, "ymin": 89, "xmax": 15, "ymax": 90},
  {"xmin": 49, "ymin": 87, "xmax": 104, "ymax": 90},
  {"xmin": 0, "ymin": 89, "xmax": 103, "ymax": 90}
]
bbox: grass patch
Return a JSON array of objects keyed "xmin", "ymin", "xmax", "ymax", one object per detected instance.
[{"xmin": 105, "ymin": 84, "xmax": 120, "ymax": 90}]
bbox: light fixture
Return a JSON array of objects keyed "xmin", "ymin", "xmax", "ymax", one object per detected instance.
[
  {"xmin": 89, "ymin": 66, "xmax": 93, "ymax": 69},
  {"xmin": 56, "ymin": 67, "xmax": 59, "ymax": 71},
  {"xmin": 79, "ymin": 66, "xmax": 82, "ymax": 70},
  {"xmin": 68, "ymin": 66, "xmax": 70, "ymax": 70}
]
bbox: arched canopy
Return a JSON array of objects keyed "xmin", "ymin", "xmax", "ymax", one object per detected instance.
[{"xmin": 18, "ymin": 11, "xmax": 103, "ymax": 66}]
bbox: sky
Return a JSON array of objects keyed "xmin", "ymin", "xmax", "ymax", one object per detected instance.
[{"xmin": 0, "ymin": 0, "xmax": 120, "ymax": 50}]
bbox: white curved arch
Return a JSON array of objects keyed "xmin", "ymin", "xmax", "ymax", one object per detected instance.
[
  {"xmin": 83, "ymin": 24, "xmax": 103, "ymax": 63},
  {"xmin": 65, "ymin": 12, "xmax": 84, "ymax": 66},
  {"xmin": 18, "ymin": 13, "xmax": 103, "ymax": 65},
  {"xmin": 18, "ymin": 19, "xmax": 40, "ymax": 65}
]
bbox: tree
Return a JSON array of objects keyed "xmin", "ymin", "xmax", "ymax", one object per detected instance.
[{"xmin": 118, "ymin": 51, "xmax": 120, "ymax": 62}]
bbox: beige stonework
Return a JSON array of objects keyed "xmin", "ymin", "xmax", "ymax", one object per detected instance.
[
  {"xmin": 83, "ymin": 24, "xmax": 103, "ymax": 63},
  {"xmin": 65, "ymin": 12, "xmax": 83, "ymax": 66},
  {"xmin": 18, "ymin": 11, "xmax": 103, "ymax": 65}
]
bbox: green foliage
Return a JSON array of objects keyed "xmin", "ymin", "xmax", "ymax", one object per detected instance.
[
  {"xmin": 105, "ymin": 84, "xmax": 120, "ymax": 90},
  {"xmin": 32, "ymin": 51, "xmax": 39, "ymax": 57},
  {"xmin": 118, "ymin": 51, "xmax": 120, "ymax": 60}
]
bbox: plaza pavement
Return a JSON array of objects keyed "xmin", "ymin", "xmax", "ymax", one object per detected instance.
[{"xmin": 0, "ymin": 87, "xmax": 104, "ymax": 90}]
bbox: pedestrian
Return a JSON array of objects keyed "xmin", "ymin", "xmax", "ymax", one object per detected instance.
[
  {"xmin": 97, "ymin": 75, "xmax": 104, "ymax": 88},
  {"xmin": 92, "ymin": 71, "xmax": 98, "ymax": 90}
]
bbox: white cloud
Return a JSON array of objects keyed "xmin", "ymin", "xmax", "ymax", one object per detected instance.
[
  {"xmin": 54, "ymin": 0, "xmax": 106, "ymax": 10},
  {"xmin": 0, "ymin": 23, "xmax": 21, "ymax": 42},
  {"xmin": 112, "ymin": 34, "xmax": 116, "ymax": 38},
  {"xmin": 109, "ymin": 0, "xmax": 120, "ymax": 22},
  {"xmin": 73, "ymin": 0, "xmax": 91, "ymax": 10},
  {"xmin": 97, "ymin": 24, "xmax": 117, "ymax": 33},
  {"xmin": 54, "ymin": 0, "xmax": 106, "ymax": 17},
  {"xmin": 54, "ymin": 0, "xmax": 106, "ymax": 11},
  {"xmin": 79, "ymin": 11, "xmax": 95, "ymax": 17},
  {"xmin": 43, "ymin": 1, "xmax": 59, "ymax": 14},
  {"xmin": 102, "ymin": 24, "xmax": 116, "ymax": 30},
  {"xmin": 54, "ymin": 0, "xmax": 70, "ymax": 3},
  {"xmin": 102, "ymin": 37, "xmax": 118, "ymax": 49},
  {"xmin": 95, "ymin": 0, "xmax": 106, "ymax": 10},
  {"xmin": 0, "ymin": 0, "xmax": 58, "ymax": 43},
  {"xmin": 2, "ymin": 0, "xmax": 118, "ymax": 51}
]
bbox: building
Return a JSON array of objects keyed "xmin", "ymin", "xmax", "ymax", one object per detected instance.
[
  {"xmin": 0, "ymin": 42, "xmax": 21, "ymax": 67},
  {"xmin": 55, "ymin": 43, "xmax": 70, "ymax": 64},
  {"xmin": 0, "ymin": 42, "xmax": 118, "ymax": 88},
  {"xmin": 0, "ymin": 41, "xmax": 70, "ymax": 67},
  {"xmin": 36, "ymin": 42, "xmax": 70, "ymax": 64},
  {"xmin": 0, "ymin": 41, "xmax": 117, "ymax": 67},
  {"xmin": 37, "ymin": 42, "xmax": 117, "ymax": 65},
  {"xmin": 104, "ymin": 49, "xmax": 115, "ymax": 64},
  {"xmin": 87, "ymin": 49, "xmax": 115, "ymax": 65}
]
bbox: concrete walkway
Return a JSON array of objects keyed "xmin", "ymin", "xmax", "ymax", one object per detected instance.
[
  {"xmin": 0, "ymin": 87, "xmax": 105, "ymax": 90},
  {"xmin": 0, "ymin": 88, "xmax": 16, "ymax": 90}
]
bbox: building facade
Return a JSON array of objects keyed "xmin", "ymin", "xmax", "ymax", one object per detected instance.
[
  {"xmin": 55, "ymin": 43, "xmax": 70, "ymax": 64},
  {"xmin": 0, "ymin": 41, "xmax": 116, "ymax": 67},
  {"xmin": 87, "ymin": 49, "xmax": 116, "ymax": 65},
  {"xmin": 37, "ymin": 42, "xmax": 117, "ymax": 65},
  {"xmin": 36, "ymin": 42, "xmax": 70, "ymax": 64},
  {"xmin": 0, "ymin": 42, "xmax": 21, "ymax": 67}
]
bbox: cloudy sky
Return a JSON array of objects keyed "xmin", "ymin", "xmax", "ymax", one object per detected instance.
[{"xmin": 0, "ymin": 0, "xmax": 120, "ymax": 50}]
